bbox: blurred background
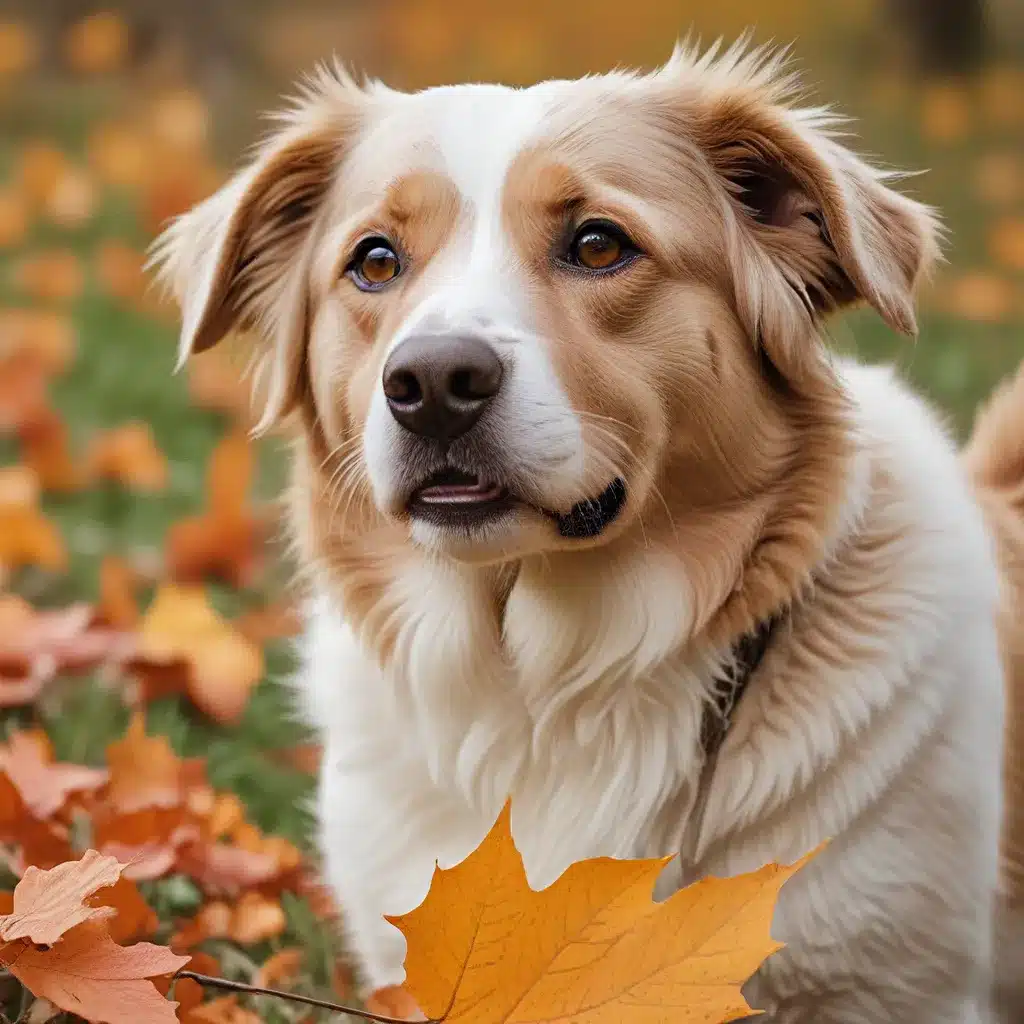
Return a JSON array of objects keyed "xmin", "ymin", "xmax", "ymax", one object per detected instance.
[{"xmin": 0, "ymin": 2, "xmax": 1021, "ymax": 1020}]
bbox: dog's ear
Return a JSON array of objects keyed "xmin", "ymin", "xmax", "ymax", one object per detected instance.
[
  {"xmin": 150, "ymin": 68, "xmax": 362, "ymax": 430},
  {"xmin": 669, "ymin": 44, "xmax": 941, "ymax": 371}
]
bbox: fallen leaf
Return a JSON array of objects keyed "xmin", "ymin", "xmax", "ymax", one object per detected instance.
[
  {"xmin": 0, "ymin": 354, "xmax": 51, "ymax": 432},
  {"xmin": 150, "ymin": 89, "xmax": 210, "ymax": 155},
  {"xmin": 94, "ymin": 875, "xmax": 158, "ymax": 944},
  {"xmin": 95, "ymin": 241, "xmax": 149, "ymax": 301},
  {"xmin": 0, "ymin": 308, "xmax": 77, "ymax": 373},
  {"xmin": 0, "ymin": 465, "xmax": 66, "ymax": 572},
  {"xmin": 205, "ymin": 793, "xmax": 245, "ymax": 841},
  {"xmin": 255, "ymin": 947, "xmax": 304, "ymax": 989},
  {"xmin": 181, "ymin": 994, "xmax": 262, "ymax": 1024},
  {"xmin": 391, "ymin": 802, "xmax": 814, "ymax": 1024},
  {"xmin": 919, "ymin": 82, "xmax": 971, "ymax": 144},
  {"xmin": 166, "ymin": 431, "xmax": 265, "ymax": 588},
  {"xmin": 87, "ymin": 422, "xmax": 169, "ymax": 491},
  {"xmin": 229, "ymin": 892, "xmax": 286, "ymax": 945},
  {"xmin": 64, "ymin": 11, "xmax": 129, "ymax": 75},
  {"xmin": 170, "ymin": 900, "xmax": 231, "ymax": 949},
  {"xmin": 20, "ymin": 408, "xmax": 85, "ymax": 492},
  {"xmin": 12, "ymin": 249, "xmax": 84, "ymax": 303},
  {"xmin": 944, "ymin": 272, "xmax": 1015, "ymax": 323},
  {"xmin": 332, "ymin": 959, "xmax": 355, "ymax": 1000},
  {"xmin": 133, "ymin": 584, "xmax": 263, "ymax": 726},
  {"xmin": 0, "ymin": 187, "xmax": 29, "ymax": 247},
  {"xmin": 990, "ymin": 218, "xmax": 1024, "ymax": 273},
  {"xmin": 365, "ymin": 985, "xmax": 425, "ymax": 1022},
  {"xmin": 88, "ymin": 122, "xmax": 148, "ymax": 188},
  {"xmin": 105, "ymin": 715, "xmax": 183, "ymax": 814},
  {"xmin": 0, "ymin": 849, "xmax": 120, "ymax": 944},
  {"xmin": 99, "ymin": 824, "xmax": 200, "ymax": 882},
  {"xmin": 0, "ymin": 20, "xmax": 37, "ymax": 77},
  {"xmin": 17, "ymin": 143, "xmax": 67, "ymax": 207},
  {"xmin": 175, "ymin": 839, "xmax": 280, "ymax": 897},
  {"xmin": 43, "ymin": 166, "xmax": 96, "ymax": 229},
  {"xmin": 0, "ymin": 731, "xmax": 108, "ymax": 820},
  {"xmin": 98, "ymin": 555, "xmax": 140, "ymax": 629},
  {"xmin": 3, "ymin": 919, "xmax": 188, "ymax": 1024}
]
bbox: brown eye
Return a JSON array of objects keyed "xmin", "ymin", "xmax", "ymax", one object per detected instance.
[
  {"xmin": 349, "ymin": 239, "xmax": 401, "ymax": 290},
  {"xmin": 567, "ymin": 221, "xmax": 637, "ymax": 273}
]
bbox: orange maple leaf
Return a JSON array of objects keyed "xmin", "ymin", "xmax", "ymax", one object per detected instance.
[
  {"xmin": 131, "ymin": 583, "xmax": 264, "ymax": 726},
  {"xmin": 105, "ymin": 714, "xmax": 184, "ymax": 814},
  {"xmin": 3, "ymin": 919, "xmax": 188, "ymax": 1024},
  {"xmin": 166, "ymin": 430, "xmax": 266, "ymax": 588},
  {"xmin": 0, "ymin": 849, "xmax": 120, "ymax": 945},
  {"xmin": 0, "ymin": 465, "xmax": 65, "ymax": 573},
  {"xmin": 390, "ymin": 803, "xmax": 816, "ymax": 1024},
  {"xmin": 86, "ymin": 422, "xmax": 169, "ymax": 492},
  {"xmin": 0, "ymin": 731, "xmax": 108, "ymax": 820},
  {"xmin": 94, "ymin": 875, "xmax": 159, "ymax": 944},
  {"xmin": 19, "ymin": 407, "xmax": 85, "ymax": 492}
]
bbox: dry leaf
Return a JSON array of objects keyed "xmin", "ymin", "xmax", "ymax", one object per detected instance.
[
  {"xmin": 0, "ymin": 187, "xmax": 29, "ymax": 247},
  {"xmin": 365, "ymin": 985, "xmax": 425, "ymax": 1022},
  {"xmin": 150, "ymin": 89, "xmax": 210, "ymax": 155},
  {"xmin": 233, "ymin": 602, "xmax": 302, "ymax": 646},
  {"xmin": 167, "ymin": 431, "xmax": 265, "ymax": 588},
  {"xmin": 12, "ymin": 250, "xmax": 84, "ymax": 303},
  {"xmin": 255, "ymin": 947, "xmax": 304, "ymax": 989},
  {"xmin": 20, "ymin": 408, "xmax": 85, "ymax": 492},
  {"xmin": 945, "ymin": 272, "xmax": 1015, "ymax": 323},
  {"xmin": 0, "ymin": 308, "xmax": 77, "ymax": 373},
  {"xmin": 0, "ymin": 731, "xmax": 108, "ymax": 820},
  {"xmin": 175, "ymin": 839, "xmax": 280, "ymax": 897},
  {"xmin": 98, "ymin": 555, "xmax": 140, "ymax": 629},
  {"xmin": 0, "ymin": 849, "xmax": 120, "ymax": 944},
  {"xmin": 229, "ymin": 892, "xmax": 287, "ymax": 945},
  {"xmin": 919, "ymin": 82, "xmax": 971, "ymax": 144},
  {"xmin": 182, "ymin": 994, "xmax": 262, "ymax": 1024},
  {"xmin": 94, "ymin": 875, "xmax": 158, "ymax": 944},
  {"xmin": 0, "ymin": 20, "xmax": 36, "ymax": 77},
  {"xmin": 391, "ymin": 803, "xmax": 814, "ymax": 1023},
  {"xmin": 0, "ymin": 595, "xmax": 133, "ymax": 700},
  {"xmin": 64, "ymin": 11, "xmax": 129, "ymax": 74},
  {"xmin": 105, "ymin": 715, "xmax": 183, "ymax": 814},
  {"xmin": 95, "ymin": 241, "xmax": 149, "ymax": 301},
  {"xmin": 133, "ymin": 584, "xmax": 264, "ymax": 726},
  {"xmin": 990, "ymin": 218, "xmax": 1024, "ymax": 273},
  {"xmin": 87, "ymin": 422, "xmax": 169, "ymax": 491},
  {"xmin": 0, "ymin": 465, "xmax": 66, "ymax": 572},
  {"xmin": 43, "ymin": 166, "xmax": 96, "ymax": 229},
  {"xmin": 3, "ymin": 919, "xmax": 188, "ymax": 1024},
  {"xmin": 17, "ymin": 143, "xmax": 67, "ymax": 207},
  {"xmin": 0, "ymin": 353, "xmax": 51, "ymax": 433},
  {"xmin": 88, "ymin": 122, "xmax": 148, "ymax": 188}
]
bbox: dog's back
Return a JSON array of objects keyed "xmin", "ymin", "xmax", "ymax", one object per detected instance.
[{"xmin": 963, "ymin": 365, "xmax": 1024, "ymax": 1017}]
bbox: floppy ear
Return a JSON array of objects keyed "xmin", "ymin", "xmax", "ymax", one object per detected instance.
[
  {"xmin": 675, "ymin": 45, "xmax": 941, "ymax": 372},
  {"xmin": 150, "ymin": 68, "xmax": 361, "ymax": 430}
]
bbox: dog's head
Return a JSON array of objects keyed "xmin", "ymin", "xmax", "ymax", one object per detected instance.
[{"xmin": 154, "ymin": 42, "xmax": 939, "ymax": 571}]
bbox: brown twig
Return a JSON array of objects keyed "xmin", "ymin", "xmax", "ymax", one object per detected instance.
[{"xmin": 175, "ymin": 969, "xmax": 437, "ymax": 1023}]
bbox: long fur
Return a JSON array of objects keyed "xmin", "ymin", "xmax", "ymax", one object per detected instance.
[{"xmin": 153, "ymin": 40, "xmax": 1021, "ymax": 1023}]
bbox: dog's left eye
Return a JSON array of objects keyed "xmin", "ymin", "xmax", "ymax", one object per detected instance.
[
  {"xmin": 566, "ymin": 221, "xmax": 638, "ymax": 273},
  {"xmin": 347, "ymin": 237, "xmax": 402, "ymax": 290}
]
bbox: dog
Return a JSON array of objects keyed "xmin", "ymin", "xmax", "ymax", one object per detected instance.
[{"xmin": 154, "ymin": 40, "xmax": 1024, "ymax": 1022}]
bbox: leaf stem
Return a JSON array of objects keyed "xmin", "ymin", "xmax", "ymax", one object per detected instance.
[{"xmin": 175, "ymin": 970, "xmax": 437, "ymax": 1023}]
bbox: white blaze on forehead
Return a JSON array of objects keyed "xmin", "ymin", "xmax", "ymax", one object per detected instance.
[{"xmin": 357, "ymin": 83, "xmax": 562, "ymax": 343}]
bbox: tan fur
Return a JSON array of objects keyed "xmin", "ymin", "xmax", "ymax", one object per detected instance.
[{"xmin": 154, "ymin": 42, "xmax": 1021, "ymax": 1020}]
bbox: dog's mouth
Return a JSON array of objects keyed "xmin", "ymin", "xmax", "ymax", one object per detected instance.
[{"xmin": 408, "ymin": 468, "xmax": 626, "ymax": 539}]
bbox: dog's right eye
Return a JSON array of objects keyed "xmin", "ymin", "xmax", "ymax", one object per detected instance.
[{"xmin": 347, "ymin": 238, "xmax": 402, "ymax": 290}]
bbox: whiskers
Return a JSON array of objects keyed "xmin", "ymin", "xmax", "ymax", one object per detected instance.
[{"xmin": 320, "ymin": 435, "xmax": 372, "ymax": 536}]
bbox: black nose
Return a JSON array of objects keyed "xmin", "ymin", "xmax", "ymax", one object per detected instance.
[{"xmin": 382, "ymin": 334, "xmax": 503, "ymax": 441}]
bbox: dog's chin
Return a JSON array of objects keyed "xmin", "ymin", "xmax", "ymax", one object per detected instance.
[{"xmin": 402, "ymin": 470, "xmax": 629, "ymax": 564}]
